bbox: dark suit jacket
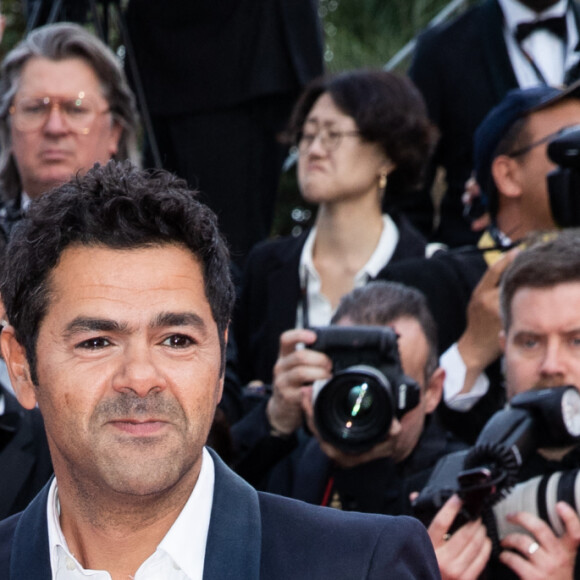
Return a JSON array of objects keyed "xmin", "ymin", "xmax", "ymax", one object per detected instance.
[
  {"xmin": 0, "ymin": 449, "xmax": 441, "ymax": 579},
  {"xmin": 379, "ymin": 246, "xmax": 505, "ymax": 443},
  {"xmin": 126, "ymin": 0, "xmax": 323, "ymax": 115},
  {"xmin": 263, "ymin": 414, "xmax": 467, "ymax": 516},
  {"xmin": 233, "ymin": 214, "xmax": 427, "ymax": 386},
  {"xmin": 0, "ymin": 386, "xmax": 52, "ymax": 520},
  {"xmin": 408, "ymin": 0, "xmax": 580, "ymax": 246}
]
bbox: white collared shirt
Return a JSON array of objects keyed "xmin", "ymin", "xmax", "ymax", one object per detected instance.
[
  {"xmin": 297, "ymin": 214, "xmax": 399, "ymax": 327},
  {"xmin": 499, "ymin": 0, "xmax": 580, "ymax": 86},
  {"xmin": 47, "ymin": 447, "xmax": 215, "ymax": 580}
]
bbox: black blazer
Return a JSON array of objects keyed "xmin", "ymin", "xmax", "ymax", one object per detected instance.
[
  {"xmin": 263, "ymin": 414, "xmax": 467, "ymax": 516},
  {"xmin": 0, "ymin": 386, "xmax": 52, "ymax": 520},
  {"xmin": 232, "ymin": 214, "xmax": 427, "ymax": 386},
  {"xmin": 125, "ymin": 0, "xmax": 323, "ymax": 115},
  {"xmin": 408, "ymin": 0, "xmax": 580, "ymax": 245},
  {"xmin": 379, "ymin": 247, "xmax": 506, "ymax": 443},
  {"xmin": 0, "ymin": 449, "xmax": 441, "ymax": 580}
]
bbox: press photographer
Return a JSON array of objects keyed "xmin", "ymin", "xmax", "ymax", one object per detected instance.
[
  {"xmin": 232, "ymin": 281, "xmax": 467, "ymax": 516},
  {"xmin": 424, "ymin": 231, "xmax": 580, "ymax": 580},
  {"xmin": 380, "ymin": 81, "xmax": 580, "ymax": 446},
  {"xmin": 414, "ymin": 385, "xmax": 580, "ymax": 544}
]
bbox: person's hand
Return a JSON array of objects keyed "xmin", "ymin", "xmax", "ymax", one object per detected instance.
[
  {"xmin": 301, "ymin": 387, "xmax": 400, "ymax": 468},
  {"xmin": 457, "ymin": 249, "xmax": 517, "ymax": 394},
  {"xmin": 462, "ymin": 176, "xmax": 491, "ymax": 232},
  {"xmin": 266, "ymin": 328, "xmax": 331, "ymax": 435},
  {"xmin": 499, "ymin": 502, "xmax": 580, "ymax": 579},
  {"xmin": 426, "ymin": 495, "xmax": 492, "ymax": 580}
]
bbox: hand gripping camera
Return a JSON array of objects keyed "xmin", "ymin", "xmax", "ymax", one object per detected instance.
[
  {"xmin": 309, "ymin": 326, "xmax": 421, "ymax": 454},
  {"xmin": 412, "ymin": 386, "xmax": 580, "ymax": 554}
]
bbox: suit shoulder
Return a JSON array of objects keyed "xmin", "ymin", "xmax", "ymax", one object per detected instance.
[
  {"xmin": 257, "ymin": 493, "xmax": 439, "ymax": 579},
  {"xmin": 416, "ymin": 1, "xmax": 490, "ymax": 48},
  {"xmin": 246, "ymin": 232, "xmax": 307, "ymax": 264}
]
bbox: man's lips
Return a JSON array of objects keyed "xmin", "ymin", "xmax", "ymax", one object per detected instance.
[
  {"xmin": 108, "ymin": 419, "xmax": 169, "ymax": 436},
  {"xmin": 39, "ymin": 149, "xmax": 73, "ymax": 161}
]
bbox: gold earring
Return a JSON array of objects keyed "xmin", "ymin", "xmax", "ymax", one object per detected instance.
[{"xmin": 379, "ymin": 172, "xmax": 387, "ymax": 190}]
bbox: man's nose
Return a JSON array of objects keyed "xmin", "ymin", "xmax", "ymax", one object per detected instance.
[
  {"xmin": 42, "ymin": 103, "xmax": 68, "ymax": 134},
  {"xmin": 112, "ymin": 344, "xmax": 167, "ymax": 397},
  {"xmin": 539, "ymin": 340, "xmax": 566, "ymax": 378}
]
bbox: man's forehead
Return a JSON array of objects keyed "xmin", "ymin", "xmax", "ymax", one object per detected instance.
[
  {"xmin": 527, "ymin": 98, "xmax": 580, "ymax": 133},
  {"xmin": 16, "ymin": 56, "xmax": 104, "ymax": 96},
  {"xmin": 509, "ymin": 281, "xmax": 580, "ymax": 328},
  {"xmin": 47, "ymin": 244, "xmax": 204, "ymax": 296}
]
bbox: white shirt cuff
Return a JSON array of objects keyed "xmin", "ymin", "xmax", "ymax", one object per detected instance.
[{"xmin": 440, "ymin": 343, "xmax": 490, "ymax": 412}]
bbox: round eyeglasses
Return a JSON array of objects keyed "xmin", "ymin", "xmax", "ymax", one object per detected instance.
[
  {"xmin": 9, "ymin": 93, "xmax": 110, "ymax": 135},
  {"xmin": 297, "ymin": 127, "xmax": 360, "ymax": 154}
]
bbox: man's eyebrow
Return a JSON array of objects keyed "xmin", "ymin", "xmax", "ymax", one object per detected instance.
[
  {"xmin": 150, "ymin": 312, "xmax": 207, "ymax": 332},
  {"xmin": 63, "ymin": 317, "xmax": 129, "ymax": 337}
]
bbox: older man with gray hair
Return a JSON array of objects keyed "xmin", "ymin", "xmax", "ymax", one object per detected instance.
[{"xmin": 0, "ymin": 22, "xmax": 139, "ymax": 236}]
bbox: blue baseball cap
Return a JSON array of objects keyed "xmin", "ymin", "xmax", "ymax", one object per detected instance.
[{"xmin": 474, "ymin": 80, "xmax": 580, "ymax": 215}]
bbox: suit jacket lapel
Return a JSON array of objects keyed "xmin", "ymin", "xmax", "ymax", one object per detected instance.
[
  {"xmin": 9, "ymin": 453, "xmax": 262, "ymax": 579},
  {"xmin": 203, "ymin": 449, "xmax": 262, "ymax": 579},
  {"xmin": 480, "ymin": 0, "xmax": 519, "ymax": 99},
  {"xmin": 292, "ymin": 438, "xmax": 333, "ymax": 505},
  {"xmin": 10, "ymin": 480, "xmax": 52, "ymax": 580},
  {"xmin": 565, "ymin": 1, "xmax": 580, "ymax": 83}
]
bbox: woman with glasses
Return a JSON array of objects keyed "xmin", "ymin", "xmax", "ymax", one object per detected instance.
[{"xmin": 232, "ymin": 69, "xmax": 437, "ymax": 398}]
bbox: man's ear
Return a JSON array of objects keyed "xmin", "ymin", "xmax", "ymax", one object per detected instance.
[
  {"xmin": 108, "ymin": 120, "xmax": 123, "ymax": 159},
  {"xmin": 424, "ymin": 367, "xmax": 445, "ymax": 414},
  {"xmin": 0, "ymin": 325, "xmax": 37, "ymax": 409},
  {"xmin": 491, "ymin": 155, "xmax": 524, "ymax": 200}
]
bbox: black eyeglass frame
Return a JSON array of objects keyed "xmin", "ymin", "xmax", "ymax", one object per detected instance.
[{"xmin": 508, "ymin": 123, "xmax": 580, "ymax": 158}]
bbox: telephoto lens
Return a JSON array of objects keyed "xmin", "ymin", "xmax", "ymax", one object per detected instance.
[{"xmin": 492, "ymin": 470, "xmax": 580, "ymax": 540}]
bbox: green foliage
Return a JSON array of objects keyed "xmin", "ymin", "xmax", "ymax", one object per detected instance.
[{"xmin": 320, "ymin": 0, "xmax": 455, "ymax": 73}]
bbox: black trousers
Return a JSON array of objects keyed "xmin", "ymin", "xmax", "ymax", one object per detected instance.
[{"xmin": 145, "ymin": 94, "xmax": 296, "ymax": 267}]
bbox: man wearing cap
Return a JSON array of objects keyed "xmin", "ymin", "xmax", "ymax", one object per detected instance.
[
  {"xmin": 381, "ymin": 82, "xmax": 580, "ymax": 443},
  {"xmin": 406, "ymin": 0, "xmax": 580, "ymax": 248}
]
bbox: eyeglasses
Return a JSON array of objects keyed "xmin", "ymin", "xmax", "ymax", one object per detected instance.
[
  {"xmin": 297, "ymin": 127, "xmax": 360, "ymax": 153},
  {"xmin": 508, "ymin": 124, "xmax": 580, "ymax": 158},
  {"xmin": 9, "ymin": 93, "xmax": 110, "ymax": 134}
]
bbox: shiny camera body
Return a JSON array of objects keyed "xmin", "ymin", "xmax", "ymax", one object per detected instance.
[{"xmin": 309, "ymin": 326, "xmax": 420, "ymax": 455}]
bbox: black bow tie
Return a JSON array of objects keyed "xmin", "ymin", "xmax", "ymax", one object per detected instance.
[{"xmin": 515, "ymin": 15, "xmax": 568, "ymax": 43}]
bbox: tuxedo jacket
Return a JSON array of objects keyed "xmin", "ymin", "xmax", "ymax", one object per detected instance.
[
  {"xmin": 232, "ymin": 214, "xmax": 427, "ymax": 386},
  {"xmin": 0, "ymin": 449, "xmax": 441, "ymax": 580},
  {"xmin": 408, "ymin": 0, "xmax": 580, "ymax": 246},
  {"xmin": 0, "ymin": 386, "xmax": 52, "ymax": 520}
]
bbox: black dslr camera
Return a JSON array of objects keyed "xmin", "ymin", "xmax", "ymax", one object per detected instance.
[
  {"xmin": 413, "ymin": 386, "xmax": 580, "ymax": 553},
  {"xmin": 547, "ymin": 124, "xmax": 580, "ymax": 227},
  {"xmin": 309, "ymin": 326, "xmax": 421, "ymax": 454}
]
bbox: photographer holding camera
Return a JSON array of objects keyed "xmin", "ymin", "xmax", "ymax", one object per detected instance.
[
  {"xmin": 425, "ymin": 230, "xmax": 580, "ymax": 580},
  {"xmin": 233, "ymin": 281, "xmax": 468, "ymax": 517},
  {"xmin": 382, "ymin": 81, "xmax": 580, "ymax": 444}
]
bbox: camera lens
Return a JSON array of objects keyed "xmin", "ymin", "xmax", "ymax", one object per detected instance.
[{"xmin": 313, "ymin": 366, "xmax": 393, "ymax": 454}]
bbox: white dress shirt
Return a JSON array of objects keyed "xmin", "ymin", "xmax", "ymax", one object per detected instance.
[
  {"xmin": 499, "ymin": 0, "xmax": 580, "ymax": 87},
  {"xmin": 297, "ymin": 214, "xmax": 399, "ymax": 328},
  {"xmin": 47, "ymin": 447, "xmax": 215, "ymax": 580}
]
